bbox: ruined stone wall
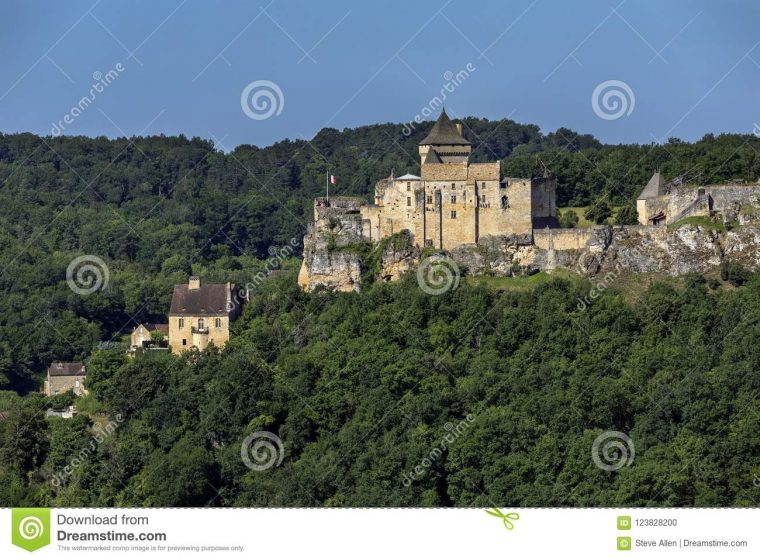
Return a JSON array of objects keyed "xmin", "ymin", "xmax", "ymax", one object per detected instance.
[{"xmin": 533, "ymin": 228, "xmax": 594, "ymax": 251}]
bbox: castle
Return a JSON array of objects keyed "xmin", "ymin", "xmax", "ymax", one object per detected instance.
[
  {"xmin": 312, "ymin": 109, "xmax": 557, "ymax": 251},
  {"xmin": 299, "ymin": 110, "xmax": 760, "ymax": 292}
]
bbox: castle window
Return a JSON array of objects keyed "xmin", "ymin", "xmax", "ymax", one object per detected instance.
[
  {"xmin": 427, "ymin": 195, "xmax": 432, "ymax": 204},
  {"xmin": 501, "ymin": 195, "xmax": 509, "ymax": 209},
  {"xmin": 450, "ymin": 210, "xmax": 457, "ymax": 219},
  {"xmin": 182, "ymin": 339, "xmax": 187, "ymax": 346},
  {"xmin": 481, "ymin": 194, "xmax": 486, "ymax": 203},
  {"xmin": 482, "ymin": 181, "xmax": 486, "ymax": 188},
  {"xmin": 451, "ymin": 183, "xmax": 455, "ymax": 188},
  {"xmin": 198, "ymin": 318, "xmax": 205, "ymax": 329},
  {"xmin": 179, "ymin": 318, "xmax": 184, "ymax": 328},
  {"xmin": 451, "ymin": 195, "xmax": 457, "ymax": 204},
  {"xmin": 215, "ymin": 318, "xmax": 221, "ymax": 328},
  {"xmin": 407, "ymin": 182, "xmax": 411, "ymax": 191},
  {"xmin": 407, "ymin": 197, "xmax": 411, "ymax": 207}
]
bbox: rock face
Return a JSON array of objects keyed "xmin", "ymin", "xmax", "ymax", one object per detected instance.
[
  {"xmin": 298, "ymin": 217, "xmax": 364, "ymax": 293},
  {"xmin": 594, "ymin": 225, "xmax": 760, "ymax": 276},
  {"xmin": 378, "ymin": 230, "xmax": 420, "ymax": 282},
  {"xmin": 298, "ymin": 215, "xmax": 421, "ymax": 292},
  {"xmin": 299, "ymin": 221, "xmax": 760, "ymax": 291}
]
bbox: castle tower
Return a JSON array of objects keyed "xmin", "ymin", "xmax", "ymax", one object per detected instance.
[{"xmin": 418, "ymin": 109, "xmax": 471, "ymax": 165}]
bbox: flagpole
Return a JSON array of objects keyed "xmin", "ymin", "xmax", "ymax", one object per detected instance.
[{"xmin": 326, "ymin": 171, "xmax": 329, "ymax": 205}]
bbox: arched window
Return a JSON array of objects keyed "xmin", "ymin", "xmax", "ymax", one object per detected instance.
[
  {"xmin": 179, "ymin": 318, "xmax": 184, "ymax": 328},
  {"xmin": 215, "ymin": 318, "xmax": 222, "ymax": 328},
  {"xmin": 501, "ymin": 195, "xmax": 509, "ymax": 209},
  {"xmin": 198, "ymin": 318, "xmax": 205, "ymax": 329}
]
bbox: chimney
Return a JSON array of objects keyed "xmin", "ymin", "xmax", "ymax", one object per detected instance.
[
  {"xmin": 188, "ymin": 276, "xmax": 201, "ymax": 290},
  {"xmin": 455, "ymin": 123, "xmax": 463, "ymax": 136}
]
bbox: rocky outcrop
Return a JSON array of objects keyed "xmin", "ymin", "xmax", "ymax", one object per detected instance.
[
  {"xmin": 298, "ymin": 215, "xmax": 364, "ymax": 293},
  {"xmin": 300, "ymin": 221, "xmax": 760, "ymax": 291},
  {"xmin": 378, "ymin": 230, "xmax": 420, "ymax": 282}
]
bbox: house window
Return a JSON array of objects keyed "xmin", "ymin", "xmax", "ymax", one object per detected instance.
[
  {"xmin": 215, "ymin": 318, "xmax": 221, "ymax": 328},
  {"xmin": 427, "ymin": 196, "xmax": 433, "ymax": 204},
  {"xmin": 182, "ymin": 339, "xmax": 187, "ymax": 346},
  {"xmin": 450, "ymin": 210, "xmax": 457, "ymax": 219},
  {"xmin": 198, "ymin": 318, "xmax": 205, "ymax": 329},
  {"xmin": 501, "ymin": 195, "xmax": 509, "ymax": 209},
  {"xmin": 179, "ymin": 318, "xmax": 184, "ymax": 328},
  {"xmin": 451, "ymin": 195, "xmax": 457, "ymax": 204},
  {"xmin": 75, "ymin": 380, "xmax": 80, "ymax": 388},
  {"xmin": 407, "ymin": 197, "xmax": 411, "ymax": 207}
]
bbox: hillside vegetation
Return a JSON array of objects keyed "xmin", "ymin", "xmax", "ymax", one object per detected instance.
[
  {"xmin": 1, "ymin": 120, "xmax": 760, "ymax": 506},
  {"xmin": 1, "ymin": 272, "xmax": 760, "ymax": 506}
]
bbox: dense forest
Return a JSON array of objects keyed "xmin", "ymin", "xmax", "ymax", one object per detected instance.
[
  {"xmin": 0, "ymin": 117, "xmax": 759, "ymax": 506},
  {"xmin": 2, "ymin": 272, "xmax": 760, "ymax": 506}
]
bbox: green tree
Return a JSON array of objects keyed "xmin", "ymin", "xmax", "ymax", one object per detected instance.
[
  {"xmin": 615, "ymin": 205, "xmax": 639, "ymax": 225},
  {"xmin": 585, "ymin": 199, "xmax": 613, "ymax": 224}
]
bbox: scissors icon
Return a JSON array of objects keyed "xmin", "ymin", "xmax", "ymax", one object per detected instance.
[{"xmin": 485, "ymin": 507, "xmax": 520, "ymax": 530}]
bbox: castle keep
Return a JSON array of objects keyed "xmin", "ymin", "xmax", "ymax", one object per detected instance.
[{"xmin": 312, "ymin": 110, "xmax": 557, "ymax": 251}]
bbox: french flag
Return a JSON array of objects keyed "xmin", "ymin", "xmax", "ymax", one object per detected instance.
[{"xmin": 330, "ymin": 174, "xmax": 336, "ymax": 185}]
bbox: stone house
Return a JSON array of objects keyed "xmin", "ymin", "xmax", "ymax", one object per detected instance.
[
  {"xmin": 167, "ymin": 276, "xmax": 242, "ymax": 354},
  {"xmin": 44, "ymin": 362, "xmax": 87, "ymax": 397},
  {"xmin": 129, "ymin": 323, "xmax": 169, "ymax": 353}
]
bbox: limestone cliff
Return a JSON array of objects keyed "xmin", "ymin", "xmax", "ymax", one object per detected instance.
[
  {"xmin": 300, "ymin": 221, "xmax": 760, "ymax": 291},
  {"xmin": 298, "ymin": 214, "xmax": 421, "ymax": 292}
]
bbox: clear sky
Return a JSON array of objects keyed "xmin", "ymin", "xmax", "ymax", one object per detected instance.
[{"xmin": 1, "ymin": 0, "xmax": 758, "ymax": 149}]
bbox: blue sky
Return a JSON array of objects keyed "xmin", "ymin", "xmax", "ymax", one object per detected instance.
[{"xmin": 1, "ymin": 0, "xmax": 758, "ymax": 149}]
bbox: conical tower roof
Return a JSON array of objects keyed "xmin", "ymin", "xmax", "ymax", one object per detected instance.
[
  {"xmin": 419, "ymin": 109, "xmax": 471, "ymax": 146},
  {"xmin": 638, "ymin": 170, "xmax": 666, "ymax": 199}
]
